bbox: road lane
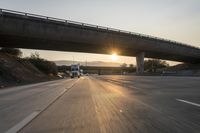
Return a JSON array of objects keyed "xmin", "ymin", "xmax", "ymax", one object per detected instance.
[
  {"xmin": 97, "ymin": 75, "xmax": 200, "ymax": 130},
  {"xmin": 0, "ymin": 78, "xmax": 78, "ymax": 133},
  {"xmin": 20, "ymin": 76, "xmax": 200, "ymax": 133},
  {"xmin": 20, "ymin": 77, "xmax": 100, "ymax": 133}
]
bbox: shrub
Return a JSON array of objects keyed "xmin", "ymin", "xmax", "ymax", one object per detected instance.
[
  {"xmin": 0, "ymin": 47, "xmax": 22, "ymax": 57},
  {"xmin": 25, "ymin": 53, "xmax": 57, "ymax": 75}
]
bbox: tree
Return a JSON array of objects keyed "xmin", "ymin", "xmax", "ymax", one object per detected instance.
[
  {"xmin": 129, "ymin": 64, "xmax": 134, "ymax": 68},
  {"xmin": 120, "ymin": 63, "xmax": 127, "ymax": 68},
  {"xmin": 0, "ymin": 47, "xmax": 22, "ymax": 57},
  {"xmin": 144, "ymin": 59, "xmax": 169, "ymax": 72},
  {"xmin": 30, "ymin": 52, "xmax": 40, "ymax": 59}
]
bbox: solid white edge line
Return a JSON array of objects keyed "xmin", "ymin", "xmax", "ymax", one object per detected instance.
[
  {"xmin": 5, "ymin": 111, "xmax": 40, "ymax": 133},
  {"xmin": 5, "ymin": 78, "xmax": 80, "ymax": 133},
  {"xmin": 176, "ymin": 99, "xmax": 200, "ymax": 107},
  {"xmin": 5, "ymin": 90, "xmax": 66, "ymax": 133}
]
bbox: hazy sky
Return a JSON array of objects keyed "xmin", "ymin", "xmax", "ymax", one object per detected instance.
[{"xmin": 1, "ymin": 0, "xmax": 199, "ymax": 65}]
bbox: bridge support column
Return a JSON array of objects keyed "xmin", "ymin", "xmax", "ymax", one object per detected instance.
[{"xmin": 136, "ymin": 52, "xmax": 144, "ymax": 74}]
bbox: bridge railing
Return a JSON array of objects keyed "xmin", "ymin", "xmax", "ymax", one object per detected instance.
[{"xmin": 0, "ymin": 8, "xmax": 199, "ymax": 50}]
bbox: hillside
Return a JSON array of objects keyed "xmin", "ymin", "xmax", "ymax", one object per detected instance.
[
  {"xmin": 0, "ymin": 53, "xmax": 49, "ymax": 88},
  {"xmin": 163, "ymin": 63, "xmax": 200, "ymax": 76},
  {"xmin": 167, "ymin": 63, "xmax": 200, "ymax": 70}
]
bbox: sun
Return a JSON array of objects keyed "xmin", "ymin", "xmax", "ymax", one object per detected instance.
[{"xmin": 111, "ymin": 53, "xmax": 118, "ymax": 61}]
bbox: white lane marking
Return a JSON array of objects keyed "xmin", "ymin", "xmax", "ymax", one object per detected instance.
[
  {"xmin": 65, "ymin": 79, "xmax": 80, "ymax": 89},
  {"xmin": 5, "ymin": 89, "xmax": 67, "ymax": 133},
  {"xmin": 5, "ymin": 111, "xmax": 39, "ymax": 133},
  {"xmin": 176, "ymin": 99, "xmax": 200, "ymax": 107},
  {"xmin": 5, "ymin": 78, "xmax": 80, "ymax": 133}
]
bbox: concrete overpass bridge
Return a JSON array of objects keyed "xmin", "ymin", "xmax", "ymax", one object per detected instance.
[
  {"xmin": 58, "ymin": 66, "xmax": 135, "ymax": 75},
  {"xmin": 0, "ymin": 8, "xmax": 200, "ymax": 73}
]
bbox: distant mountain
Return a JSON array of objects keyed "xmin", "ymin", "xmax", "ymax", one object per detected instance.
[{"xmin": 53, "ymin": 60, "xmax": 121, "ymax": 67}]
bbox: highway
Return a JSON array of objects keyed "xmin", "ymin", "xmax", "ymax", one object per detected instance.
[{"xmin": 0, "ymin": 76, "xmax": 200, "ymax": 133}]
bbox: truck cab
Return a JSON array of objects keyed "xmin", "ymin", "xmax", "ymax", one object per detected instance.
[{"xmin": 70, "ymin": 64, "xmax": 80, "ymax": 78}]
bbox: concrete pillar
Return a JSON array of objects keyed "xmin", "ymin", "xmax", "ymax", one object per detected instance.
[{"xmin": 136, "ymin": 52, "xmax": 144, "ymax": 74}]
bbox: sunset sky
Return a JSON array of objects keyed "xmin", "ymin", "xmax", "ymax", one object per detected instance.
[{"xmin": 1, "ymin": 0, "xmax": 199, "ymax": 66}]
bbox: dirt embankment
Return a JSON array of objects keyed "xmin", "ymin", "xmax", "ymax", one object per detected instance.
[{"xmin": 0, "ymin": 53, "xmax": 54, "ymax": 88}]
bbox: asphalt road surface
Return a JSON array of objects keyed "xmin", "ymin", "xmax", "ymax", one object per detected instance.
[{"xmin": 1, "ymin": 76, "xmax": 200, "ymax": 133}]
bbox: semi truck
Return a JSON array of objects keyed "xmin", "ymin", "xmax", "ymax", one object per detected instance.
[{"xmin": 70, "ymin": 64, "xmax": 80, "ymax": 78}]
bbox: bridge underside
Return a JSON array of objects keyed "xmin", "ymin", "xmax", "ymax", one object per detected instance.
[{"xmin": 1, "ymin": 34, "xmax": 199, "ymax": 63}]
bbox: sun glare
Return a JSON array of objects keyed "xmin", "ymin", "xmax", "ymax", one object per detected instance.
[{"xmin": 111, "ymin": 53, "xmax": 118, "ymax": 61}]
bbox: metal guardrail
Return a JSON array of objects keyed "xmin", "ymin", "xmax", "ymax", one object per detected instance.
[{"xmin": 0, "ymin": 8, "xmax": 199, "ymax": 50}]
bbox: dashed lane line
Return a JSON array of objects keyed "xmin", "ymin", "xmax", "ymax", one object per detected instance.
[{"xmin": 176, "ymin": 99, "xmax": 200, "ymax": 107}]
